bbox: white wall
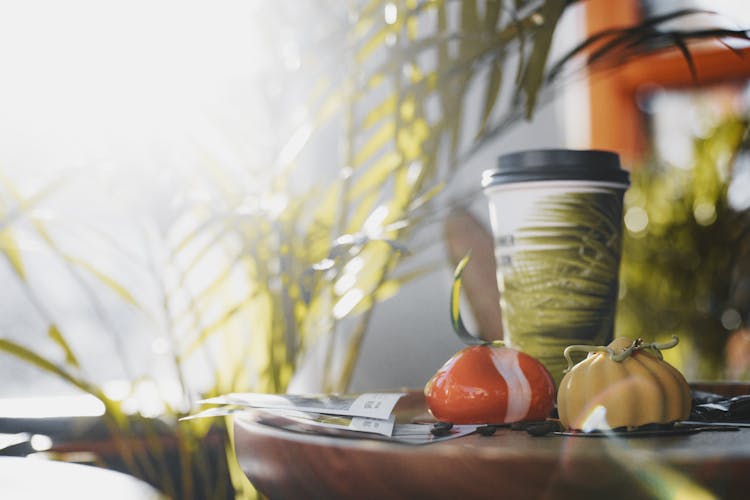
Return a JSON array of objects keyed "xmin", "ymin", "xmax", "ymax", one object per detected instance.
[
  {"xmin": 349, "ymin": 4, "xmax": 588, "ymax": 392},
  {"xmin": 349, "ymin": 103, "xmax": 568, "ymax": 392}
]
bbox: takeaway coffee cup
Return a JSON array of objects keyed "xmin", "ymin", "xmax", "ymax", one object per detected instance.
[{"xmin": 482, "ymin": 149, "xmax": 630, "ymax": 385}]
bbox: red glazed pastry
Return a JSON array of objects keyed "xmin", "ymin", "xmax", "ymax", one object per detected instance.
[
  {"xmin": 424, "ymin": 344, "xmax": 555, "ymax": 424},
  {"xmin": 425, "ymin": 255, "xmax": 555, "ymax": 424}
]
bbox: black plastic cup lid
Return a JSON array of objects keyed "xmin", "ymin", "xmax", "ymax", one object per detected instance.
[{"xmin": 482, "ymin": 149, "xmax": 630, "ymax": 188}]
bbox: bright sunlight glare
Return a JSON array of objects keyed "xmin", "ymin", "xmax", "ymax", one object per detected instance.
[
  {"xmin": 0, "ymin": 0, "xmax": 262, "ymax": 176},
  {"xmin": 0, "ymin": 395, "xmax": 105, "ymax": 418},
  {"xmin": 0, "ymin": 2, "xmax": 313, "ymax": 400}
]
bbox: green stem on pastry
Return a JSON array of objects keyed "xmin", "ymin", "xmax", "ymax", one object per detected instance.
[
  {"xmin": 563, "ymin": 335, "xmax": 680, "ymax": 372},
  {"xmin": 563, "ymin": 345, "xmax": 613, "ymax": 372},
  {"xmin": 451, "ymin": 253, "xmax": 505, "ymax": 347}
]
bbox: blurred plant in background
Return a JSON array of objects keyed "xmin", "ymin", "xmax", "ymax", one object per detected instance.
[
  {"xmin": 1, "ymin": 0, "xmax": 748, "ymax": 498},
  {"xmin": 617, "ymin": 114, "xmax": 750, "ymax": 380}
]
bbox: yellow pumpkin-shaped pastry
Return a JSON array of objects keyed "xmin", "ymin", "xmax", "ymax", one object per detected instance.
[{"xmin": 557, "ymin": 336, "xmax": 691, "ymax": 431}]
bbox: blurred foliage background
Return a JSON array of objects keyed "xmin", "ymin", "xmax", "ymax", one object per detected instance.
[{"xmin": 617, "ymin": 111, "xmax": 750, "ymax": 380}]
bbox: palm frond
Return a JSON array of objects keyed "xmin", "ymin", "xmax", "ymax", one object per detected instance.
[{"xmin": 547, "ymin": 9, "xmax": 750, "ymax": 81}]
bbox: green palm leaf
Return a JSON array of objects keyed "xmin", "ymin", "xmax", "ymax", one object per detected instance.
[
  {"xmin": 48, "ymin": 324, "xmax": 80, "ymax": 368},
  {"xmin": 0, "ymin": 227, "xmax": 25, "ymax": 280}
]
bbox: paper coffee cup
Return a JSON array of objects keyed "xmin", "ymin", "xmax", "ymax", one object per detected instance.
[{"xmin": 483, "ymin": 149, "xmax": 630, "ymax": 385}]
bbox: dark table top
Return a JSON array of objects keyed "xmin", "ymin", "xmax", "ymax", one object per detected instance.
[{"xmin": 234, "ymin": 388, "xmax": 750, "ymax": 500}]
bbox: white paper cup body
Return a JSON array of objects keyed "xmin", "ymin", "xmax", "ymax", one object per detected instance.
[{"xmin": 484, "ymin": 179, "xmax": 629, "ymax": 384}]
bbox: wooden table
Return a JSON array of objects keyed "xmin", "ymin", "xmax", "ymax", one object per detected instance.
[{"xmin": 234, "ymin": 389, "xmax": 750, "ymax": 500}]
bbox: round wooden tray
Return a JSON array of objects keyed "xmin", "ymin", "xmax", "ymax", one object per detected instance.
[{"xmin": 234, "ymin": 387, "xmax": 750, "ymax": 499}]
